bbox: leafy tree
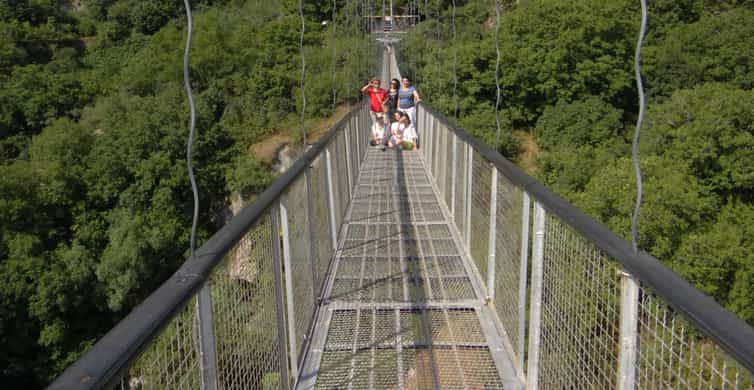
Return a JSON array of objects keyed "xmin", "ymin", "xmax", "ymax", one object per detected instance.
[
  {"xmin": 535, "ymin": 96, "xmax": 624, "ymax": 149},
  {"xmin": 641, "ymin": 83, "xmax": 754, "ymax": 200},
  {"xmin": 674, "ymin": 202, "xmax": 754, "ymax": 324},
  {"xmin": 575, "ymin": 155, "xmax": 719, "ymax": 261},
  {"xmin": 644, "ymin": 8, "xmax": 754, "ymax": 98}
]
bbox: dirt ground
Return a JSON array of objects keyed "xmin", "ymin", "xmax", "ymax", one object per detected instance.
[
  {"xmin": 249, "ymin": 103, "xmax": 358, "ymax": 164},
  {"xmin": 513, "ymin": 130, "xmax": 539, "ymax": 176}
]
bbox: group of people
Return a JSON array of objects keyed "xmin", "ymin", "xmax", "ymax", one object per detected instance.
[{"xmin": 361, "ymin": 76, "xmax": 421, "ymax": 150}]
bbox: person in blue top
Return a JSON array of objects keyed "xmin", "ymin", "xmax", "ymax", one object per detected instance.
[{"xmin": 398, "ymin": 76, "xmax": 421, "ymax": 134}]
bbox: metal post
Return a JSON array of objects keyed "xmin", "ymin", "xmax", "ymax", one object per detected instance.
[
  {"xmin": 486, "ymin": 167, "xmax": 498, "ymax": 302},
  {"xmin": 324, "ymin": 148, "xmax": 338, "ymax": 251},
  {"xmin": 464, "ymin": 144, "xmax": 473, "ymax": 247},
  {"xmin": 526, "ymin": 201, "xmax": 546, "ymax": 390},
  {"xmin": 304, "ymin": 168, "xmax": 320, "ymax": 299},
  {"xmin": 279, "ymin": 201, "xmax": 299, "ymax": 382},
  {"xmin": 344, "ymin": 123, "xmax": 353, "ymax": 195},
  {"xmin": 197, "ymin": 285, "xmax": 218, "ymax": 390},
  {"xmin": 518, "ymin": 192, "xmax": 531, "ymax": 373},
  {"xmin": 618, "ymin": 272, "xmax": 640, "ymax": 390},
  {"xmin": 426, "ymin": 118, "xmax": 433, "ymax": 176},
  {"xmin": 269, "ymin": 208, "xmax": 291, "ymax": 390},
  {"xmin": 355, "ymin": 109, "xmax": 362, "ymax": 167},
  {"xmin": 450, "ymin": 134, "xmax": 457, "ymax": 218}
]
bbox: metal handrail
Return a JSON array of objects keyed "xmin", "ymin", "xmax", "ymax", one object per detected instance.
[
  {"xmin": 416, "ymin": 101, "xmax": 754, "ymax": 375},
  {"xmin": 47, "ymin": 103, "xmax": 367, "ymax": 390}
]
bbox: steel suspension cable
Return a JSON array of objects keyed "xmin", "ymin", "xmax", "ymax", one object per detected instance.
[
  {"xmin": 332, "ymin": 0, "xmax": 337, "ymax": 111},
  {"xmin": 631, "ymin": 0, "xmax": 648, "ymax": 253},
  {"xmin": 451, "ymin": 0, "xmax": 458, "ymax": 119},
  {"xmin": 299, "ymin": 0, "xmax": 307, "ymax": 146},
  {"xmin": 182, "ymin": 0, "xmax": 199, "ymax": 255},
  {"xmin": 494, "ymin": 0, "xmax": 502, "ymax": 150}
]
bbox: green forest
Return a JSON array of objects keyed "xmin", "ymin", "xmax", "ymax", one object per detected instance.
[
  {"xmin": 399, "ymin": 0, "xmax": 753, "ymax": 326},
  {"xmin": 1, "ymin": 0, "xmax": 753, "ymax": 387}
]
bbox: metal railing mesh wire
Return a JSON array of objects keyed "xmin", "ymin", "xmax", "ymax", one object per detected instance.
[
  {"xmin": 469, "ymin": 150, "xmax": 492, "ymax": 288},
  {"xmin": 51, "ymin": 98, "xmax": 374, "ymax": 389},
  {"xmin": 413, "ymin": 98, "xmax": 754, "ymax": 389},
  {"xmin": 210, "ymin": 212, "xmax": 282, "ymax": 390},
  {"xmin": 282, "ymin": 174, "xmax": 316, "ymax": 361},
  {"xmin": 492, "ymin": 173, "xmax": 524, "ymax": 360},
  {"xmin": 538, "ymin": 213, "xmax": 621, "ymax": 389},
  {"xmin": 310, "ymin": 153, "xmax": 335, "ymax": 296},
  {"xmin": 116, "ymin": 302, "xmax": 201, "ymax": 390},
  {"xmin": 637, "ymin": 286, "xmax": 753, "ymax": 389}
]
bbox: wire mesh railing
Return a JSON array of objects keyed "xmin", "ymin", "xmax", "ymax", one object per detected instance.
[
  {"xmin": 48, "ymin": 101, "xmax": 374, "ymax": 390},
  {"xmin": 413, "ymin": 96, "xmax": 754, "ymax": 389}
]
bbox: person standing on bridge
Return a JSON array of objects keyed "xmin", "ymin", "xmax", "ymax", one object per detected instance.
[
  {"xmin": 361, "ymin": 78, "xmax": 388, "ymax": 146},
  {"xmin": 386, "ymin": 78, "xmax": 400, "ymax": 125},
  {"xmin": 398, "ymin": 76, "xmax": 421, "ymax": 132}
]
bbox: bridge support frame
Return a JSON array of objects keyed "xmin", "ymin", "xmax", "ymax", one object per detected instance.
[
  {"xmin": 517, "ymin": 192, "xmax": 531, "ymax": 374},
  {"xmin": 279, "ymin": 201, "xmax": 299, "ymax": 382},
  {"xmin": 304, "ymin": 168, "xmax": 320, "ymax": 302},
  {"xmin": 324, "ymin": 148, "xmax": 338, "ymax": 251},
  {"xmin": 618, "ymin": 272, "xmax": 640, "ymax": 389},
  {"xmin": 270, "ymin": 207, "xmax": 291, "ymax": 390},
  {"xmin": 486, "ymin": 166, "xmax": 498, "ymax": 301},
  {"xmin": 450, "ymin": 133, "xmax": 457, "ymax": 217},
  {"xmin": 464, "ymin": 144, "xmax": 473, "ymax": 248},
  {"xmin": 197, "ymin": 284, "xmax": 218, "ymax": 390},
  {"xmin": 526, "ymin": 201, "xmax": 546, "ymax": 390}
]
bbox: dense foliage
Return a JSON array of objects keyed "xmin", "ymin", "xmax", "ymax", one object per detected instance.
[
  {"xmin": 399, "ymin": 0, "xmax": 754, "ymax": 325},
  {"xmin": 0, "ymin": 0, "xmax": 372, "ymax": 387}
]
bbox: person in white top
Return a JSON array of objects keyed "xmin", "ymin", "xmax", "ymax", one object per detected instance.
[
  {"xmin": 402, "ymin": 114, "xmax": 417, "ymax": 150},
  {"xmin": 388, "ymin": 111, "xmax": 417, "ymax": 150},
  {"xmin": 387, "ymin": 111, "xmax": 404, "ymax": 149}
]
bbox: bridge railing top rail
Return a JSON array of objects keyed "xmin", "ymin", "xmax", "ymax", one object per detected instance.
[
  {"xmin": 48, "ymin": 102, "xmax": 368, "ymax": 390},
  {"xmin": 415, "ymin": 100, "xmax": 754, "ymax": 374}
]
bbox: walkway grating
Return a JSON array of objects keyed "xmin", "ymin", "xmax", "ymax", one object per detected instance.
[{"xmin": 299, "ymin": 147, "xmax": 520, "ymax": 389}]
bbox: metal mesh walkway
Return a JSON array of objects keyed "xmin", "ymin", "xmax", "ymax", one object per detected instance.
[{"xmin": 299, "ymin": 147, "xmax": 520, "ymax": 389}]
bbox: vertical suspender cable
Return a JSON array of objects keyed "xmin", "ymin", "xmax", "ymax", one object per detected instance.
[
  {"xmin": 182, "ymin": 0, "xmax": 199, "ymax": 255},
  {"xmin": 299, "ymin": 0, "xmax": 307, "ymax": 146},
  {"xmin": 332, "ymin": 0, "xmax": 337, "ymax": 111},
  {"xmin": 494, "ymin": 0, "xmax": 502, "ymax": 150},
  {"xmin": 631, "ymin": 0, "xmax": 648, "ymax": 252},
  {"xmin": 451, "ymin": 0, "xmax": 458, "ymax": 119}
]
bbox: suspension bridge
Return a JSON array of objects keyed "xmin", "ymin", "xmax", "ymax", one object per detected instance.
[{"xmin": 49, "ymin": 13, "xmax": 754, "ymax": 390}]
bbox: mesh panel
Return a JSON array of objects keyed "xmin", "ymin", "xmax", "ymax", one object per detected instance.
[
  {"xmin": 283, "ymin": 175, "xmax": 316, "ymax": 361},
  {"xmin": 310, "ymin": 154, "xmax": 334, "ymax": 296},
  {"xmin": 436, "ymin": 124, "xmax": 448, "ymax": 204},
  {"xmin": 211, "ymin": 212, "xmax": 283, "ymax": 390},
  {"xmin": 119, "ymin": 302, "xmax": 200, "ymax": 389},
  {"xmin": 538, "ymin": 214, "xmax": 620, "ymax": 389},
  {"xmin": 454, "ymin": 143, "xmax": 467, "ymax": 238},
  {"xmin": 336, "ymin": 130, "xmax": 350, "ymax": 220},
  {"xmin": 469, "ymin": 151, "xmax": 492, "ymax": 285},
  {"xmin": 327, "ymin": 142, "xmax": 341, "ymax": 232},
  {"xmin": 637, "ymin": 286, "xmax": 754, "ymax": 389},
  {"xmin": 444, "ymin": 132, "xmax": 454, "ymax": 211},
  {"xmin": 493, "ymin": 171, "xmax": 524, "ymax": 361}
]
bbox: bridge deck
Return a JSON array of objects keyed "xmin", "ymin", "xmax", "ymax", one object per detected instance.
[{"xmin": 298, "ymin": 147, "xmax": 521, "ymax": 389}]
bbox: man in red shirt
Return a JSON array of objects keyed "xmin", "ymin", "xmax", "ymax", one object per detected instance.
[{"xmin": 361, "ymin": 78, "xmax": 387, "ymax": 146}]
